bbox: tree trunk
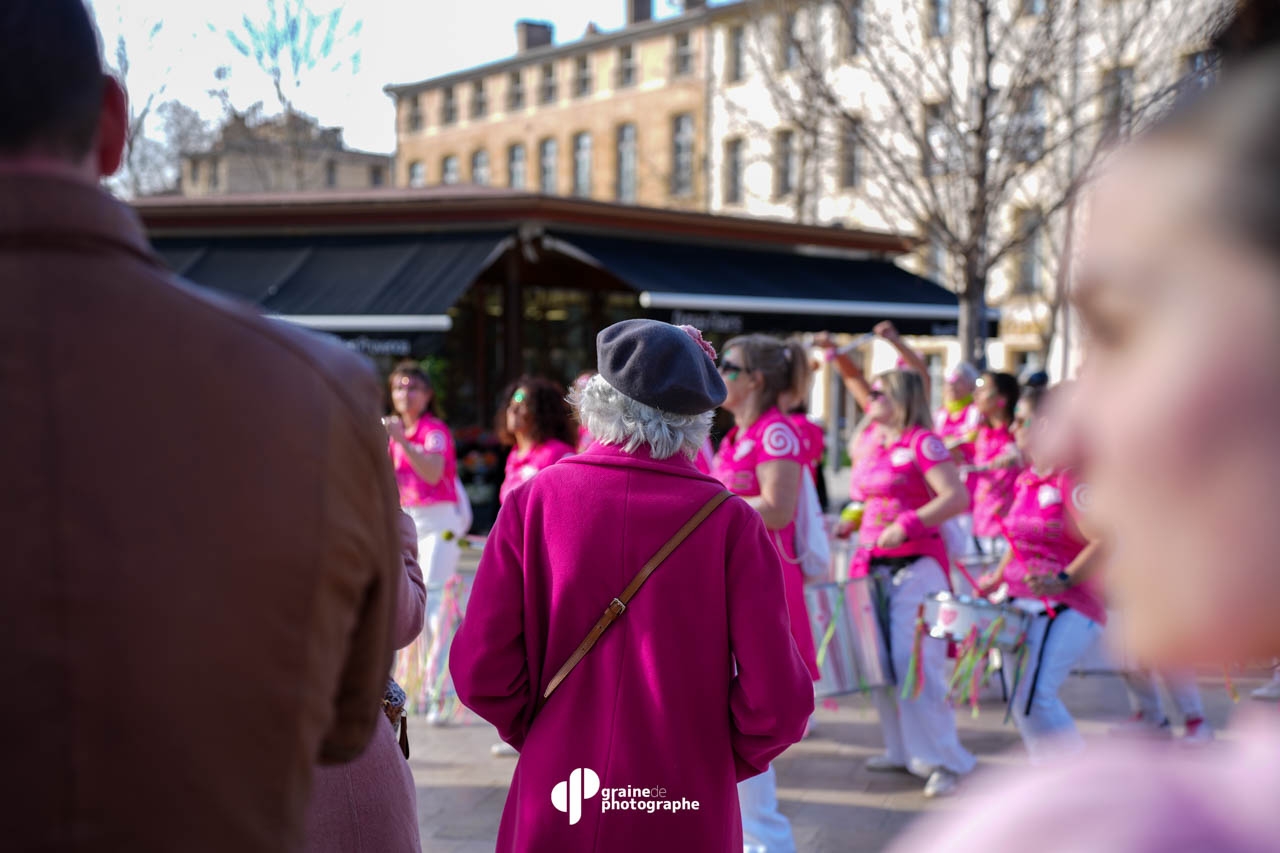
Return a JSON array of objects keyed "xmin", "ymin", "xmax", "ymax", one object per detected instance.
[{"xmin": 959, "ymin": 257, "xmax": 988, "ymax": 369}]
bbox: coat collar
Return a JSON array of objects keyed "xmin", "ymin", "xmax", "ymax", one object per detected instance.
[
  {"xmin": 0, "ymin": 173, "xmax": 160, "ymax": 269},
  {"xmin": 561, "ymin": 440, "xmax": 722, "ymax": 485}
]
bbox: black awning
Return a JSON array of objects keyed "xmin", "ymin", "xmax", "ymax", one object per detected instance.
[
  {"xmin": 550, "ymin": 232, "xmax": 992, "ymax": 337},
  {"xmin": 151, "ymin": 231, "xmax": 511, "ymax": 331}
]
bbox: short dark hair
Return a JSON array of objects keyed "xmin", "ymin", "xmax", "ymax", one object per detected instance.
[
  {"xmin": 0, "ymin": 0, "xmax": 105, "ymax": 161},
  {"xmin": 981, "ymin": 371, "xmax": 1021, "ymax": 421}
]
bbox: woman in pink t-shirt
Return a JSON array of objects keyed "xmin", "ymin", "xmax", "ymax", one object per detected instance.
[
  {"xmin": 710, "ymin": 333, "xmax": 815, "ymax": 853},
  {"xmin": 848, "ymin": 369, "xmax": 976, "ymax": 798},
  {"xmin": 976, "ymin": 385, "xmax": 1108, "ymax": 762},
  {"xmin": 383, "ymin": 361, "xmax": 467, "ymax": 722},
  {"xmin": 970, "ymin": 370, "xmax": 1022, "ymax": 555},
  {"xmin": 497, "ymin": 376, "xmax": 577, "ymax": 505}
]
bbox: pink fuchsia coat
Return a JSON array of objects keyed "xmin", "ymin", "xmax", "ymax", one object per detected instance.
[{"xmin": 450, "ymin": 442, "xmax": 814, "ymax": 853}]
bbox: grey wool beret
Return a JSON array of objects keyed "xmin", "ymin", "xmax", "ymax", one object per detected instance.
[{"xmin": 596, "ymin": 319, "xmax": 727, "ymax": 415}]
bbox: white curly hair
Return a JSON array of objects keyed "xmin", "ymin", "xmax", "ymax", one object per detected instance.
[{"xmin": 569, "ymin": 374, "xmax": 713, "ymax": 461}]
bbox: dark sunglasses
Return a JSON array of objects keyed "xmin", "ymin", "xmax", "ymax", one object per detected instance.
[
  {"xmin": 718, "ymin": 361, "xmax": 745, "ymax": 378},
  {"xmin": 866, "ymin": 389, "xmax": 885, "ymax": 401}
]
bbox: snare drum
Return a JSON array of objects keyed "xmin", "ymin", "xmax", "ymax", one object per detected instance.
[
  {"xmin": 922, "ymin": 591, "xmax": 1030, "ymax": 650},
  {"xmin": 805, "ymin": 577, "xmax": 893, "ymax": 697}
]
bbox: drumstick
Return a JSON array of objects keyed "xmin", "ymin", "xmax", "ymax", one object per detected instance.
[{"xmin": 994, "ymin": 518, "xmax": 1056, "ymax": 618}]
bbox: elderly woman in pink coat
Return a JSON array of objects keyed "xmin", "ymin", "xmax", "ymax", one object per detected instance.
[{"xmin": 451, "ymin": 320, "xmax": 814, "ymax": 853}]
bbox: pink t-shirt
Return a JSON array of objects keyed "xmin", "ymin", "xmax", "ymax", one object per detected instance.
[
  {"xmin": 1002, "ymin": 468, "xmax": 1106, "ymax": 625},
  {"xmin": 850, "ymin": 425, "xmax": 952, "ymax": 578},
  {"xmin": 971, "ymin": 423, "xmax": 1021, "ymax": 537},
  {"xmin": 847, "ymin": 423, "xmax": 882, "ymax": 503},
  {"xmin": 499, "ymin": 438, "xmax": 575, "ymax": 504},
  {"xmin": 933, "ymin": 402, "xmax": 980, "ymax": 461},
  {"xmin": 788, "ymin": 413, "xmax": 825, "ymax": 477},
  {"xmin": 388, "ymin": 413, "xmax": 458, "ymax": 507},
  {"xmin": 711, "ymin": 407, "xmax": 819, "ymax": 680},
  {"xmin": 693, "ymin": 437, "xmax": 714, "ymax": 476}
]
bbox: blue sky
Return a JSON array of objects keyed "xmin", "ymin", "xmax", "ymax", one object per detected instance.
[{"xmin": 89, "ymin": 1, "xmax": 703, "ymax": 153}]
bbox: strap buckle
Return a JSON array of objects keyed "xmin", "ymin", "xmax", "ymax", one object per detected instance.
[{"xmin": 608, "ymin": 598, "xmax": 627, "ymax": 616}]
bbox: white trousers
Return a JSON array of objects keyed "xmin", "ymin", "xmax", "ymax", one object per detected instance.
[
  {"xmin": 871, "ymin": 558, "xmax": 977, "ymax": 778},
  {"xmin": 1010, "ymin": 608, "xmax": 1103, "ymax": 763},
  {"xmin": 739, "ymin": 766, "xmax": 795, "ymax": 853},
  {"xmin": 405, "ymin": 502, "xmax": 465, "ymax": 707},
  {"xmin": 1123, "ymin": 669, "xmax": 1206, "ymax": 721}
]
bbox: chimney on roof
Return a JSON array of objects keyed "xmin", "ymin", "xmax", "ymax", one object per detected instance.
[
  {"xmin": 516, "ymin": 20, "xmax": 554, "ymax": 52},
  {"xmin": 626, "ymin": 0, "xmax": 652, "ymax": 25}
]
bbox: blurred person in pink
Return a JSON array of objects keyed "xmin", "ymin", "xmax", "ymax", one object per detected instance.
[
  {"xmin": 933, "ymin": 363, "xmax": 982, "ymax": 554},
  {"xmin": 451, "ymin": 320, "xmax": 813, "ymax": 852},
  {"xmin": 383, "ymin": 360, "xmax": 467, "ymax": 723},
  {"xmin": 969, "ymin": 371, "xmax": 1022, "ymax": 556},
  {"xmin": 975, "ymin": 384, "xmax": 1107, "ymax": 763},
  {"xmin": 0, "ymin": 2, "xmax": 403, "ymax": 848},
  {"xmin": 304, "ymin": 510, "xmax": 426, "ymax": 852},
  {"xmin": 497, "ymin": 376, "xmax": 577, "ymax": 504},
  {"xmin": 780, "ymin": 342, "xmax": 829, "ymax": 510},
  {"xmin": 847, "ymin": 370, "xmax": 975, "ymax": 798},
  {"xmin": 711, "ymin": 333, "xmax": 818, "ymax": 852},
  {"xmin": 890, "ymin": 30, "xmax": 1280, "ymax": 853}
]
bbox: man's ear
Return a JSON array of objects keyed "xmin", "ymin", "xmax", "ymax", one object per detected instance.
[{"xmin": 96, "ymin": 76, "xmax": 128, "ymax": 177}]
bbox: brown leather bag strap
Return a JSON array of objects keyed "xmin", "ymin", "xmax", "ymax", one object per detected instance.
[{"xmin": 541, "ymin": 490, "xmax": 731, "ymax": 703}]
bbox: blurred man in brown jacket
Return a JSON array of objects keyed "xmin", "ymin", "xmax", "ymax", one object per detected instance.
[{"xmin": 0, "ymin": 1, "xmax": 403, "ymax": 849}]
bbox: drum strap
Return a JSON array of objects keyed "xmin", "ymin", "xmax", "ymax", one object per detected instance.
[
  {"xmin": 1024, "ymin": 604, "xmax": 1070, "ymax": 717},
  {"xmin": 539, "ymin": 490, "xmax": 732, "ymax": 708}
]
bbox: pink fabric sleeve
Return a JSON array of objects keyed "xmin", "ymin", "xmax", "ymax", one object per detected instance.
[
  {"xmin": 420, "ymin": 426, "xmax": 450, "ymax": 455},
  {"xmin": 448, "ymin": 497, "xmax": 534, "ymax": 749},
  {"xmin": 911, "ymin": 429, "xmax": 952, "ymax": 476},
  {"xmin": 725, "ymin": 507, "xmax": 815, "ymax": 781},
  {"xmin": 757, "ymin": 418, "xmax": 807, "ymax": 466},
  {"xmin": 393, "ymin": 510, "xmax": 428, "ymax": 649}
]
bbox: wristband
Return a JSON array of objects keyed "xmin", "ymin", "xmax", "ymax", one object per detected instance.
[
  {"xmin": 1056, "ymin": 571, "xmax": 1073, "ymax": 587},
  {"xmin": 897, "ymin": 511, "xmax": 928, "ymax": 540}
]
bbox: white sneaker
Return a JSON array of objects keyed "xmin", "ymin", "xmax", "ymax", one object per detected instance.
[
  {"xmin": 923, "ymin": 768, "xmax": 960, "ymax": 798},
  {"xmin": 865, "ymin": 754, "xmax": 909, "ymax": 773},
  {"xmin": 1180, "ymin": 717, "xmax": 1214, "ymax": 744},
  {"xmin": 490, "ymin": 741, "xmax": 518, "ymax": 757},
  {"xmin": 1251, "ymin": 674, "xmax": 1280, "ymax": 701}
]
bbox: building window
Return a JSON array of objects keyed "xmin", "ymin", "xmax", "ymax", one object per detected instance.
[
  {"xmin": 1100, "ymin": 66, "xmax": 1135, "ymax": 140},
  {"xmin": 925, "ymin": 232, "xmax": 945, "ymax": 283},
  {"xmin": 325, "ymin": 159, "xmax": 337, "ymax": 188},
  {"xmin": 539, "ymin": 137, "xmax": 558, "ymax": 194},
  {"xmin": 471, "ymin": 80, "xmax": 487, "ymax": 119},
  {"xmin": 671, "ymin": 113, "xmax": 695, "ymax": 197},
  {"xmin": 574, "ymin": 55, "xmax": 592, "ymax": 98},
  {"xmin": 370, "ymin": 165, "xmax": 385, "ymax": 187},
  {"xmin": 618, "ymin": 45, "xmax": 637, "ymax": 88},
  {"xmin": 507, "ymin": 71, "xmax": 525, "ymax": 110},
  {"xmin": 727, "ymin": 25, "xmax": 745, "ymax": 82},
  {"xmin": 442, "ymin": 86, "xmax": 457, "ymax": 125},
  {"xmin": 724, "ymin": 138, "xmax": 743, "ymax": 204},
  {"xmin": 923, "ymin": 102, "xmax": 954, "ymax": 176},
  {"xmin": 407, "ymin": 97, "xmax": 423, "ymax": 132},
  {"xmin": 1020, "ymin": 0, "xmax": 1046, "ymax": 15},
  {"xmin": 843, "ymin": 1, "xmax": 864, "ymax": 57},
  {"xmin": 840, "ymin": 120, "xmax": 862, "ymax": 188},
  {"xmin": 190, "ymin": 159, "xmax": 200, "ymax": 185},
  {"xmin": 1013, "ymin": 208, "xmax": 1043, "ymax": 294},
  {"xmin": 572, "ymin": 132, "xmax": 592, "ymax": 197},
  {"xmin": 209, "ymin": 156, "xmax": 220, "ymax": 190},
  {"xmin": 780, "ymin": 12, "xmax": 799, "ymax": 70},
  {"xmin": 540, "ymin": 63, "xmax": 558, "ymax": 103},
  {"xmin": 774, "ymin": 129, "xmax": 795, "ymax": 196},
  {"xmin": 508, "ymin": 143, "xmax": 527, "ymax": 189},
  {"xmin": 408, "ymin": 160, "xmax": 425, "ymax": 187},
  {"xmin": 928, "ymin": 0, "xmax": 952, "ymax": 38},
  {"xmin": 616, "ymin": 123, "xmax": 637, "ymax": 203},
  {"xmin": 1182, "ymin": 50, "xmax": 1217, "ymax": 93},
  {"xmin": 472, "ymin": 149, "xmax": 490, "ymax": 185},
  {"xmin": 442, "ymin": 155, "xmax": 460, "ymax": 185},
  {"xmin": 1012, "ymin": 82, "xmax": 1046, "ymax": 162},
  {"xmin": 674, "ymin": 32, "xmax": 694, "ymax": 76}
]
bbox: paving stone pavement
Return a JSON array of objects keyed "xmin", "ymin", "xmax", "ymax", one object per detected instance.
[{"xmin": 407, "ymin": 667, "xmax": 1272, "ymax": 852}]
